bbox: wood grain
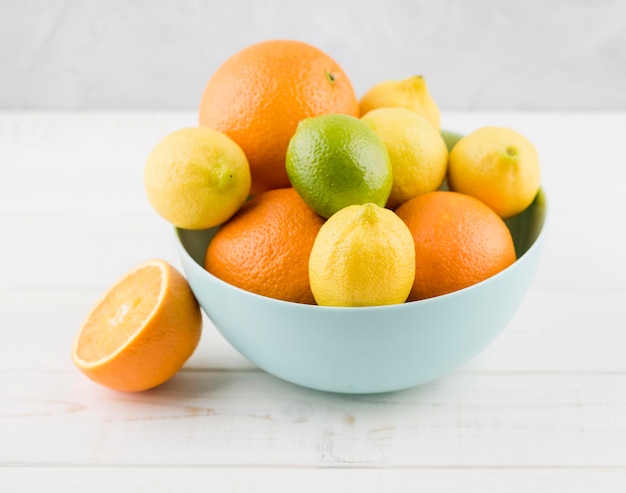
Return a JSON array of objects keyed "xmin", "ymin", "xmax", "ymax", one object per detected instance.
[
  {"xmin": 2, "ymin": 371, "xmax": 626, "ymax": 467},
  {"xmin": 1, "ymin": 111, "xmax": 625, "ymax": 490},
  {"xmin": 1, "ymin": 467, "xmax": 625, "ymax": 493}
]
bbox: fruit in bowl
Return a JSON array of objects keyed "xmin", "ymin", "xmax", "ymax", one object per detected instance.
[
  {"xmin": 174, "ymin": 184, "xmax": 546, "ymax": 393},
  {"xmin": 73, "ymin": 39, "xmax": 547, "ymax": 394}
]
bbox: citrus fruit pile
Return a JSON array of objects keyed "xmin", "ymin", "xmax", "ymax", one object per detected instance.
[
  {"xmin": 72, "ymin": 39, "xmax": 542, "ymax": 392},
  {"xmin": 145, "ymin": 38, "xmax": 540, "ymax": 306}
]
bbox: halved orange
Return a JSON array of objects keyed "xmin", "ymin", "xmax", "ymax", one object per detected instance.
[{"xmin": 72, "ymin": 259, "xmax": 202, "ymax": 392}]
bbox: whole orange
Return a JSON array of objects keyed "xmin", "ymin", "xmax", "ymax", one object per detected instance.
[
  {"xmin": 204, "ymin": 188, "xmax": 325, "ymax": 304},
  {"xmin": 395, "ymin": 191, "xmax": 517, "ymax": 301},
  {"xmin": 198, "ymin": 40, "xmax": 359, "ymax": 195}
]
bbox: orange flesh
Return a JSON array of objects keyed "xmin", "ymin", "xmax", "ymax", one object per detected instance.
[{"xmin": 75, "ymin": 265, "xmax": 162, "ymax": 363}]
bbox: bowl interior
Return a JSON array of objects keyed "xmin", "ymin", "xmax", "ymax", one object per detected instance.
[{"xmin": 178, "ymin": 187, "xmax": 546, "ymax": 267}]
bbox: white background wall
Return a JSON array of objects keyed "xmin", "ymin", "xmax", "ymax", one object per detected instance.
[{"xmin": 2, "ymin": 0, "xmax": 625, "ymax": 110}]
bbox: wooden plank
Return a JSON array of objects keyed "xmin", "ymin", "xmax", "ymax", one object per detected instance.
[
  {"xmin": 0, "ymin": 287, "xmax": 253, "ymax": 371},
  {"xmin": 0, "ymin": 287, "xmax": 626, "ymax": 373},
  {"xmin": 1, "ymin": 287, "xmax": 625, "ymax": 373},
  {"xmin": 2, "ymin": 467, "xmax": 626, "ymax": 493},
  {"xmin": 2, "ymin": 111, "xmax": 625, "ymax": 218},
  {"xmin": 0, "ymin": 214, "xmax": 180, "ymax": 290},
  {"xmin": 1, "ymin": 372, "xmax": 626, "ymax": 467},
  {"xmin": 2, "ymin": 202, "xmax": 624, "ymax": 292},
  {"xmin": 0, "ymin": 112, "xmax": 195, "ymax": 217}
]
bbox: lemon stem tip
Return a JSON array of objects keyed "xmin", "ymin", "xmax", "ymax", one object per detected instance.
[
  {"xmin": 358, "ymin": 203, "xmax": 380, "ymax": 224},
  {"xmin": 405, "ymin": 75, "xmax": 426, "ymax": 89},
  {"xmin": 505, "ymin": 146, "xmax": 518, "ymax": 157},
  {"xmin": 211, "ymin": 164, "xmax": 234, "ymax": 191}
]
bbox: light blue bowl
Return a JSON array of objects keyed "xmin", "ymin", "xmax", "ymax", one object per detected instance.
[{"xmin": 175, "ymin": 132, "xmax": 547, "ymax": 394}]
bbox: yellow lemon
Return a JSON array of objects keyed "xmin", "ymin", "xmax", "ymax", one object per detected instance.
[
  {"xmin": 361, "ymin": 107, "xmax": 449, "ymax": 210},
  {"xmin": 309, "ymin": 203, "xmax": 415, "ymax": 307},
  {"xmin": 359, "ymin": 75, "xmax": 441, "ymax": 129},
  {"xmin": 447, "ymin": 127, "xmax": 541, "ymax": 219},
  {"xmin": 144, "ymin": 127, "xmax": 251, "ymax": 230}
]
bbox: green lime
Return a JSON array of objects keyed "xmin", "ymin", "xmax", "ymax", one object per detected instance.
[{"xmin": 285, "ymin": 114, "xmax": 392, "ymax": 218}]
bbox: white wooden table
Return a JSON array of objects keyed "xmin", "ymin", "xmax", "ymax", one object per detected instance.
[{"xmin": 1, "ymin": 111, "xmax": 625, "ymax": 491}]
